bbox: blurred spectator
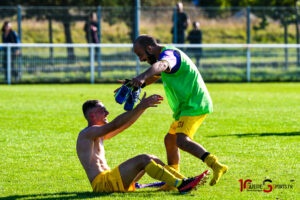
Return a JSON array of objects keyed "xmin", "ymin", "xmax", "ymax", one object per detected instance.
[
  {"xmin": 187, "ymin": 21, "xmax": 202, "ymax": 67},
  {"xmin": 171, "ymin": 2, "xmax": 190, "ymax": 43},
  {"xmin": 1, "ymin": 21, "xmax": 20, "ymax": 81},
  {"xmin": 84, "ymin": 12, "xmax": 100, "ymax": 58},
  {"xmin": 84, "ymin": 12, "xmax": 99, "ymax": 44}
]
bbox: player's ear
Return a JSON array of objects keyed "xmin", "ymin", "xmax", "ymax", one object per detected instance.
[{"xmin": 146, "ymin": 45, "xmax": 153, "ymax": 53}]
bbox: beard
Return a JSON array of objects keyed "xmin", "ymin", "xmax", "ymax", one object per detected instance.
[{"xmin": 145, "ymin": 50, "xmax": 157, "ymax": 65}]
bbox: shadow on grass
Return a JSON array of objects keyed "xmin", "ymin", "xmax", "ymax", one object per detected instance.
[
  {"xmin": 0, "ymin": 190, "xmax": 187, "ymax": 200},
  {"xmin": 0, "ymin": 192, "xmax": 105, "ymax": 200},
  {"xmin": 207, "ymin": 131, "xmax": 300, "ymax": 138}
]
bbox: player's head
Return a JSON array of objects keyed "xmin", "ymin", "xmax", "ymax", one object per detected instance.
[
  {"xmin": 82, "ymin": 100, "xmax": 109, "ymax": 124},
  {"xmin": 133, "ymin": 34, "xmax": 159, "ymax": 65},
  {"xmin": 1, "ymin": 21, "xmax": 11, "ymax": 33}
]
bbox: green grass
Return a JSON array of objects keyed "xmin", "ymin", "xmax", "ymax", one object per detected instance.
[{"xmin": 0, "ymin": 83, "xmax": 299, "ymax": 200}]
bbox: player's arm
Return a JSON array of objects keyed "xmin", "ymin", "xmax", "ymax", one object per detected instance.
[
  {"xmin": 143, "ymin": 74, "xmax": 161, "ymax": 87},
  {"xmin": 131, "ymin": 61, "xmax": 169, "ymax": 88},
  {"xmin": 83, "ymin": 93, "xmax": 163, "ymax": 140},
  {"xmin": 113, "ymin": 75, "xmax": 160, "ymax": 94},
  {"xmin": 103, "ymin": 93, "xmax": 163, "ymax": 140}
]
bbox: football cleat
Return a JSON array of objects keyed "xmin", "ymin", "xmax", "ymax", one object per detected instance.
[
  {"xmin": 115, "ymin": 82, "xmax": 131, "ymax": 104},
  {"xmin": 124, "ymin": 87, "xmax": 141, "ymax": 111},
  {"xmin": 177, "ymin": 170, "xmax": 210, "ymax": 194}
]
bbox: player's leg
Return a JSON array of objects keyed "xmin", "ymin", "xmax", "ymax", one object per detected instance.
[
  {"xmin": 164, "ymin": 121, "xmax": 182, "ymax": 171},
  {"xmin": 119, "ymin": 154, "xmax": 160, "ymax": 189},
  {"xmin": 175, "ymin": 115, "xmax": 228, "ymax": 186},
  {"xmin": 176, "ymin": 133, "xmax": 207, "ymax": 159},
  {"xmin": 120, "ymin": 154, "xmax": 184, "ymax": 189},
  {"xmin": 119, "ymin": 154, "xmax": 181, "ymax": 190},
  {"xmin": 164, "ymin": 133, "xmax": 180, "ymax": 168},
  {"xmin": 119, "ymin": 154, "xmax": 202, "ymax": 193},
  {"xmin": 159, "ymin": 124, "xmax": 185, "ymax": 191}
]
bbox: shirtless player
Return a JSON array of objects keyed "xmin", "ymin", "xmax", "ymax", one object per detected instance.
[{"xmin": 76, "ymin": 93, "xmax": 209, "ymax": 193}]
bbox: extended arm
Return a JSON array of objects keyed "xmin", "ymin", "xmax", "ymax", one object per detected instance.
[
  {"xmin": 131, "ymin": 61, "xmax": 168, "ymax": 88},
  {"xmin": 84, "ymin": 93, "xmax": 163, "ymax": 140},
  {"xmin": 143, "ymin": 74, "xmax": 161, "ymax": 88},
  {"xmin": 103, "ymin": 93, "xmax": 163, "ymax": 139}
]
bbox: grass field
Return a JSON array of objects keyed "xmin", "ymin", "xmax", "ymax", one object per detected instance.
[{"xmin": 0, "ymin": 83, "xmax": 299, "ymax": 200}]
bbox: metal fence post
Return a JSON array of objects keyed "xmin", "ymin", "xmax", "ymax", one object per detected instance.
[
  {"xmin": 135, "ymin": 0, "xmax": 140, "ymax": 75},
  {"xmin": 173, "ymin": 6, "xmax": 177, "ymax": 43},
  {"xmin": 18, "ymin": 5, "xmax": 22, "ymax": 42},
  {"xmin": 17, "ymin": 5, "xmax": 22, "ymax": 81},
  {"xmin": 97, "ymin": 6, "xmax": 102, "ymax": 78},
  {"xmin": 296, "ymin": 6, "xmax": 300, "ymax": 67},
  {"xmin": 246, "ymin": 6, "xmax": 251, "ymax": 82},
  {"xmin": 49, "ymin": 17, "xmax": 54, "ymax": 65},
  {"xmin": 7, "ymin": 46, "xmax": 11, "ymax": 85},
  {"xmin": 90, "ymin": 46, "xmax": 95, "ymax": 84},
  {"xmin": 246, "ymin": 46, "xmax": 251, "ymax": 83},
  {"xmin": 284, "ymin": 21, "xmax": 288, "ymax": 70}
]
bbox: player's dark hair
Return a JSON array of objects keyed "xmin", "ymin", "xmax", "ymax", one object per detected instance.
[
  {"xmin": 82, "ymin": 100, "xmax": 101, "ymax": 118},
  {"xmin": 134, "ymin": 34, "xmax": 158, "ymax": 49}
]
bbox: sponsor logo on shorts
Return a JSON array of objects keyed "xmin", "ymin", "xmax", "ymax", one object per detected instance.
[{"xmin": 178, "ymin": 121, "xmax": 184, "ymax": 128}]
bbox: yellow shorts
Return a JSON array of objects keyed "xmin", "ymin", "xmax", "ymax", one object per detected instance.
[
  {"xmin": 91, "ymin": 166, "xmax": 135, "ymax": 193},
  {"xmin": 168, "ymin": 114, "xmax": 207, "ymax": 139}
]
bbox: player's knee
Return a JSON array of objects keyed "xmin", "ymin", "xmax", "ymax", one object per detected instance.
[
  {"xmin": 148, "ymin": 154, "xmax": 159, "ymax": 161},
  {"xmin": 176, "ymin": 133, "xmax": 190, "ymax": 149},
  {"xmin": 164, "ymin": 133, "xmax": 176, "ymax": 147},
  {"xmin": 137, "ymin": 154, "xmax": 153, "ymax": 166},
  {"xmin": 164, "ymin": 134, "xmax": 171, "ymax": 145}
]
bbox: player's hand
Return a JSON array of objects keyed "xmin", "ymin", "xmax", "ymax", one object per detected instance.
[
  {"xmin": 137, "ymin": 92, "xmax": 163, "ymax": 110},
  {"xmin": 131, "ymin": 76, "xmax": 145, "ymax": 88}
]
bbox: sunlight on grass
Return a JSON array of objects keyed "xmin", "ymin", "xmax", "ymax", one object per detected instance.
[{"xmin": 0, "ymin": 83, "xmax": 299, "ymax": 200}]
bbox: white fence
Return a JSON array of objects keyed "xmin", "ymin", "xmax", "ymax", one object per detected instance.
[{"xmin": 1, "ymin": 43, "xmax": 300, "ymax": 84}]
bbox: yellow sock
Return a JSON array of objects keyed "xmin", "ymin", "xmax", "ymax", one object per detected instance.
[
  {"xmin": 170, "ymin": 164, "xmax": 179, "ymax": 171},
  {"xmin": 165, "ymin": 165, "xmax": 186, "ymax": 179},
  {"xmin": 145, "ymin": 160, "xmax": 182, "ymax": 187},
  {"xmin": 204, "ymin": 154, "xmax": 228, "ymax": 186}
]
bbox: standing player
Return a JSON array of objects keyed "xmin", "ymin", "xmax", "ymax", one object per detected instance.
[
  {"xmin": 127, "ymin": 34, "xmax": 228, "ymax": 189},
  {"xmin": 77, "ymin": 93, "xmax": 209, "ymax": 193}
]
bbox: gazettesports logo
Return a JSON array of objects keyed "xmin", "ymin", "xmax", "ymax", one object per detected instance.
[{"xmin": 239, "ymin": 178, "xmax": 294, "ymax": 193}]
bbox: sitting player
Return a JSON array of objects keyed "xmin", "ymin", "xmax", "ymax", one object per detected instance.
[{"xmin": 76, "ymin": 93, "xmax": 209, "ymax": 193}]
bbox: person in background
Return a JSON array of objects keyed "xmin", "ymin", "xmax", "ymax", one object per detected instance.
[
  {"xmin": 171, "ymin": 2, "xmax": 190, "ymax": 44},
  {"xmin": 84, "ymin": 12, "xmax": 99, "ymax": 44},
  {"xmin": 84, "ymin": 12, "xmax": 99, "ymax": 58},
  {"xmin": 1, "ymin": 21, "xmax": 20, "ymax": 81},
  {"xmin": 187, "ymin": 21, "xmax": 203, "ymax": 67}
]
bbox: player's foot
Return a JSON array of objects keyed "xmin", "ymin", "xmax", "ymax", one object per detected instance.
[
  {"xmin": 115, "ymin": 83, "xmax": 131, "ymax": 104},
  {"xmin": 124, "ymin": 87, "xmax": 141, "ymax": 111},
  {"xmin": 209, "ymin": 162, "xmax": 228, "ymax": 186},
  {"xmin": 204, "ymin": 154, "xmax": 228, "ymax": 186},
  {"xmin": 177, "ymin": 170, "xmax": 210, "ymax": 194}
]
